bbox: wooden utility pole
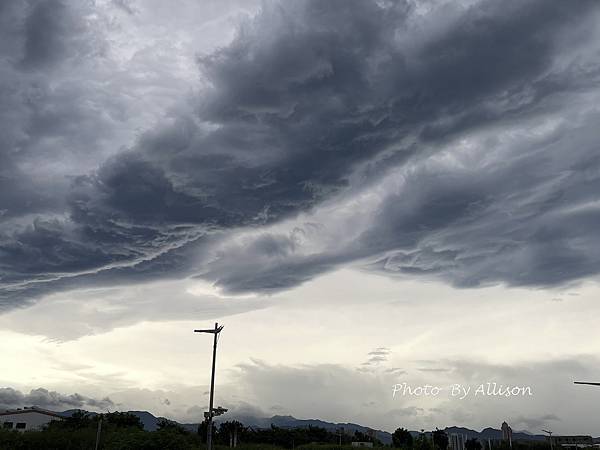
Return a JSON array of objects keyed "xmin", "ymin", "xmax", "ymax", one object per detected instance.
[
  {"xmin": 542, "ymin": 429, "xmax": 553, "ymax": 450},
  {"xmin": 195, "ymin": 322, "xmax": 224, "ymax": 450},
  {"xmin": 94, "ymin": 416, "xmax": 102, "ymax": 450}
]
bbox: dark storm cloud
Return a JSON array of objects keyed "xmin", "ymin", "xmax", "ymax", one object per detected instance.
[
  {"xmin": 0, "ymin": 0, "xmax": 119, "ymax": 305},
  {"xmin": 197, "ymin": 108, "xmax": 600, "ymax": 293},
  {"xmin": 0, "ymin": 387, "xmax": 114, "ymax": 411},
  {"xmin": 361, "ymin": 122, "xmax": 600, "ymax": 288},
  {"xmin": 21, "ymin": 0, "xmax": 72, "ymax": 69},
  {"xmin": 2, "ymin": 0, "xmax": 600, "ymax": 308},
  {"xmin": 182, "ymin": 0, "xmax": 600, "ymax": 294}
]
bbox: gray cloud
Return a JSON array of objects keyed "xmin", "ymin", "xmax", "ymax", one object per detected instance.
[
  {"xmin": 362, "ymin": 347, "xmax": 392, "ymax": 367},
  {"xmin": 369, "ymin": 348, "xmax": 391, "ymax": 356},
  {"xmin": 21, "ymin": 0, "xmax": 77, "ymax": 69},
  {"xmin": 2, "ymin": 0, "xmax": 600, "ymax": 310},
  {"xmin": 181, "ymin": 0, "xmax": 600, "ymax": 295},
  {"xmin": 0, "ymin": 387, "xmax": 114, "ymax": 411},
  {"xmin": 2, "ymin": 356, "xmax": 592, "ymax": 432},
  {"xmin": 0, "ymin": 279, "xmax": 272, "ymax": 340},
  {"xmin": 221, "ymin": 356, "xmax": 600, "ymax": 433},
  {"xmin": 388, "ymin": 407, "xmax": 424, "ymax": 418},
  {"xmin": 229, "ymin": 359, "xmax": 404, "ymax": 426},
  {"xmin": 386, "ymin": 368, "xmax": 407, "ymax": 375},
  {"xmin": 511, "ymin": 414, "xmax": 560, "ymax": 432}
]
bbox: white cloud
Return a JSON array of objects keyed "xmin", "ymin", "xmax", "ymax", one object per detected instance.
[{"xmin": 2, "ymin": 269, "xmax": 600, "ymax": 432}]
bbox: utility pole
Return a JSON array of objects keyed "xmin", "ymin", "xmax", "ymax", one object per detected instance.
[
  {"xmin": 195, "ymin": 322, "xmax": 224, "ymax": 450},
  {"xmin": 94, "ymin": 416, "xmax": 102, "ymax": 450},
  {"xmin": 542, "ymin": 429, "xmax": 553, "ymax": 450}
]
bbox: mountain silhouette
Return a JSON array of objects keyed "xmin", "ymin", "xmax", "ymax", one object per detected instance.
[{"xmin": 59, "ymin": 409, "xmax": 560, "ymax": 445}]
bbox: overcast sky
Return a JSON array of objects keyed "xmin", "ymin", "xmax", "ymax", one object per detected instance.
[{"xmin": 2, "ymin": 0, "xmax": 600, "ymax": 435}]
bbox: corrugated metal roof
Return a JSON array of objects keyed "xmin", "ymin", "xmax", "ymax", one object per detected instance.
[{"xmin": 0, "ymin": 407, "xmax": 64, "ymax": 419}]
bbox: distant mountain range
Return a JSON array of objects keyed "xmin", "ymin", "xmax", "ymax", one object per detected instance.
[
  {"xmin": 59, "ymin": 410, "xmax": 586, "ymax": 446},
  {"xmin": 218, "ymin": 414, "xmax": 394, "ymax": 445},
  {"xmin": 16, "ymin": 406, "xmax": 595, "ymax": 446},
  {"xmin": 58, "ymin": 409, "xmax": 198, "ymax": 433}
]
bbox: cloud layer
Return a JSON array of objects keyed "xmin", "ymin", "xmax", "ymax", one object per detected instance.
[
  {"xmin": 2, "ymin": 0, "xmax": 600, "ymax": 310},
  {"xmin": 0, "ymin": 387, "xmax": 114, "ymax": 411}
]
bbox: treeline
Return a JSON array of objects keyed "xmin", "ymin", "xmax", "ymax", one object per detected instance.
[
  {"xmin": 0, "ymin": 413, "xmax": 555, "ymax": 450},
  {"xmin": 0, "ymin": 411, "xmax": 384, "ymax": 450},
  {"xmin": 0, "ymin": 411, "xmax": 201, "ymax": 450},
  {"xmin": 390, "ymin": 428, "xmax": 553, "ymax": 450},
  {"xmin": 206, "ymin": 421, "xmax": 384, "ymax": 448}
]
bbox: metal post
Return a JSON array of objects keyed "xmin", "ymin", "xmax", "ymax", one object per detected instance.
[
  {"xmin": 207, "ymin": 322, "xmax": 218, "ymax": 450},
  {"xmin": 194, "ymin": 322, "xmax": 224, "ymax": 450},
  {"xmin": 542, "ymin": 430, "xmax": 553, "ymax": 450},
  {"xmin": 94, "ymin": 416, "xmax": 102, "ymax": 450}
]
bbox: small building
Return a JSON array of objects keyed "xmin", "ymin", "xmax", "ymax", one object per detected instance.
[
  {"xmin": 549, "ymin": 436, "xmax": 594, "ymax": 448},
  {"xmin": 0, "ymin": 407, "xmax": 64, "ymax": 432},
  {"xmin": 352, "ymin": 442, "xmax": 374, "ymax": 448}
]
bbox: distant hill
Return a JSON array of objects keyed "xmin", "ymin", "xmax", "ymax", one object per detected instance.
[
  {"xmin": 221, "ymin": 413, "xmax": 393, "ymax": 445},
  {"xmin": 444, "ymin": 427, "xmax": 482, "ymax": 440},
  {"xmin": 57, "ymin": 409, "xmax": 559, "ymax": 444},
  {"xmin": 58, "ymin": 409, "xmax": 196, "ymax": 432},
  {"xmin": 446, "ymin": 426, "xmax": 546, "ymax": 442}
]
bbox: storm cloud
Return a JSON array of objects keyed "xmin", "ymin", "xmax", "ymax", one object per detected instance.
[
  {"xmin": 0, "ymin": 387, "xmax": 114, "ymax": 411},
  {"xmin": 2, "ymin": 0, "xmax": 600, "ymax": 309}
]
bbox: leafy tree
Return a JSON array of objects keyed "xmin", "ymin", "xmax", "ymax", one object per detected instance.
[
  {"xmin": 393, "ymin": 427, "xmax": 414, "ymax": 448},
  {"xmin": 466, "ymin": 438, "xmax": 483, "ymax": 450},
  {"xmin": 156, "ymin": 417, "xmax": 187, "ymax": 434},
  {"xmin": 2, "ymin": 416, "xmax": 416, "ymax": 449},
  {"xmin": 104, "ymin": 411, "xmax": 144, "ymax": 429},
  {"xmin": 218, "ymin": 420, "xmax": 245, "ymax": 447},
  {"xmin": 414, "ymin": 433, "xmax": 435, "ymax": 450},
  {"xmin": 353, "ymin": 430, "xmax": 384, "ymax": 447},
  {"xmin": 47, "ymin": 409, "xmax": 95, "ymax": 430},
  {"xmin": 433, "ymin": 429, "xmax": 449, "ymax": 450}
]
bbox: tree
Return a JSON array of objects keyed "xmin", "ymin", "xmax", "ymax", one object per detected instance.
[
  {"xmin": 104, "ymin": 411, "xmax": 144, "ymax": 429},
  {"xmin": 466, "ymin": 438, "xmax": 483, "ymax": 450},
  {"xmin": 218, "ymin": 420, "xmax": 244, "ymax": 447},
  {"xmin": 353, "ymin": 430, "xmax": 384, "ymax": 447},
  {"xmin": 52, "ymin": 409, "xmax": 93, "ymax": 429},
  {"xmin": 433, "ymin": 429, "xmax": 449, "ymax": 450},
  {"xmin": 393, "ymin": 427, "xmax": 414, "ymax": 448},
  {"xmin": 0, "ymin": 412, "xmax": 204, "ymax": 450},
  {"xmin": 156, "ymin": 418, "xmax": 187, "ymax": 434},
  {"xmin": 414, "ymin": 433, "xmax": 435, "ymax": 450}
]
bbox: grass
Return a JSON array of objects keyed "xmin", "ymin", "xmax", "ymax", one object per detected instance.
[{"xmin": 214, "ymin": 444, "xmax": 362, "ymax": 450}]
